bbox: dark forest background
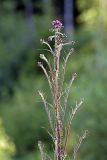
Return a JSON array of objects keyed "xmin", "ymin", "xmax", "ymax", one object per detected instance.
[{"xmin": 0, "ymin": 0, "xmax": 107, "ymax": 160}]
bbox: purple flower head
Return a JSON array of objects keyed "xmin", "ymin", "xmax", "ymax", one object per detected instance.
[{"xmin": 52, "ymin": 20, "xmax": 62, "ymax": 28}]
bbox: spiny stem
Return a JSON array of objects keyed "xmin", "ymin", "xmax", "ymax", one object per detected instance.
[{"xmin": 54, "ymin": 29, "xmax": 62, "ymax": 160}]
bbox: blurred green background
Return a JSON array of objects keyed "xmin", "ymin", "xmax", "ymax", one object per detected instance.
[{"xmin": 0, "ymin": 0, "xmax": 107, "ymax": 159}]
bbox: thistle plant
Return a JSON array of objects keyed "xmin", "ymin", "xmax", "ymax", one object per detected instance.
[{"xmin": 38, "ymin": 20, "xmax": 88, "ymax": 160}]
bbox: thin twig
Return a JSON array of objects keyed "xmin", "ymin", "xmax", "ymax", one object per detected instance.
[
  {"xmin": 40, "ymin": 39, "xmax": 54, "ymax": 55},
  {"xmin": 38, "ymin": 62, "xmax": 54, "ymax": 105},
  {"xmin": 40, "ymin": 54, "xmax": 54, "ymax": 83},
  {"xmin": 41, "ymin": 126, "xmax": 54, "ymax": 143},
  {"xmin": 60, "ymin": 48, "xmax": 74, "ymax": 96},
  {"xmin": 63, "ymin": 98, "xmax": 84, "ymax": 158},
  {"xmin": 48, "ymin": 35, "xmax": 55, "ymax": 41},
  {"xmin": 38, "ymin": 91, "xmax": 54, "ymax": 134},
  {"xmin": 62, "ymin": 73, "xmax": 77, "ymax": 122},
  {"xmin": 62, "ymin": 41, "xmax": 75, "ymax": 46},
  {"xmin": 38, "ymin": 141, "xmax": 46, "ymax": 160},
  {"xmin": 36, "ymin": 48, "xmax": 53, "ymax": 54},
  {"xmin": 45, "ymin": 153, "xmax": 53, "ymax": 160},
  {"xmin": 73, "ymin": 130, "xmax": 89, "ymax": 160}
]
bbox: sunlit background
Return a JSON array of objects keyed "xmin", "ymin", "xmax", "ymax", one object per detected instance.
[{"xmin": 0, "ymin": 0, "xmax": 107, "ymax": 159}]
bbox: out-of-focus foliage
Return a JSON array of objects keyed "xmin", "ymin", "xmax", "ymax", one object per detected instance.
[
  {"xmin": 0, "ymin": 1, "xmax": 35, "ymax": 99},
  {"xmin": 77, "ymin": 0, "xmax": 107, "ymax": 30},
  {"xmin": 70, "ymin": 53, "xmax": 107, "ymax": 160},
  {"xmin": 0, "ymin": 0, "xmax": 53, "ymax": 159},
  {"xmin": 0, "ymin": 119, "xmax": 16, "ymax": 160},
  {"xmin": 60, "ymin": 35, "xmax": 107, "ymax": 159},
  {"xmin": 0, "ymin": 0, "xmax": 107, "ymax": 160},
  {"xmin": 0, "ymin": 75, "xmax": 52, "ymax": 157},
  {"xmin": 0, "ymin": 0, "xmax": 52, "ymax": 100},
  {"xmin": 62, "ymin": 1, "xmax": 107, "ymax": 159}
]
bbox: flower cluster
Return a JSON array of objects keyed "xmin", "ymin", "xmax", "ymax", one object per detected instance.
[{"xmin": 52, "ymin": 20, "xmax": 62, "ymax": 28}]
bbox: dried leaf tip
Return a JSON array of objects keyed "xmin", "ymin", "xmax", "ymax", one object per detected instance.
[{"xmin": 40, "ymin": 54, "xmax": 48, "ymax": 63}]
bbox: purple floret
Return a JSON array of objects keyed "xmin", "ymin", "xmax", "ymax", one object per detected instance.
[{"xmin": 52, "ymin": 20, "xmax": 62, "ymax": 27}]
